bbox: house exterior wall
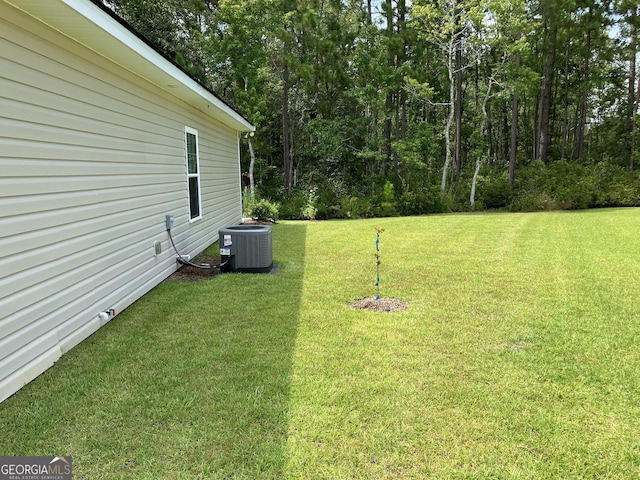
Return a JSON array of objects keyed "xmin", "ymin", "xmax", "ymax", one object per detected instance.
[{"xmin": 0, "ymin": 1, "xmax": 244, "ymax": 402}]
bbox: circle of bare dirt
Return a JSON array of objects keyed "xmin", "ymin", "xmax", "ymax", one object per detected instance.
[{"xmin": 348, "ymin": 297, "xmax": 409, "ymax": 312}]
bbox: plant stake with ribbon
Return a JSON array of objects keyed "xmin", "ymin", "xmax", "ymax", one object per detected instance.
[{"xmin": 374, "ymin": 227, "xmax": 384, "ymax": 300}]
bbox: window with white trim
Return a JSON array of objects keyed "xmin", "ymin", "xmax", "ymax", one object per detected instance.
[{"xmin": 185, "ymin": 127, "xmax": 202, "ymax": 221}]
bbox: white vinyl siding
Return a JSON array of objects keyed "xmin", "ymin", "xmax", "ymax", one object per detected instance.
[
  {"xmin": 185, "ymin": 127, "xmax": 202, "ymax": 221},
  {"xmin": 0, "ymin": 1, "xmax": 244, "ymax": 402}
]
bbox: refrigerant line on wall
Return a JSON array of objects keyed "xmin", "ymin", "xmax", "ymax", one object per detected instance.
[{"xmin": 166, "ymin": 225, "xmax": 229, "ymax": 270}]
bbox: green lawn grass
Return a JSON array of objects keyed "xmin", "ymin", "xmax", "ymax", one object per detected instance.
[{"xmin": 2, "ymin": 209, "xmax": 640, "ymax": 478}]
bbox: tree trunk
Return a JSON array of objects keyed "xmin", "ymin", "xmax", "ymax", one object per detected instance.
[
  {"xmin": 502, "ymin": 101, "xmax": 509, "ymax": 164},
  {"xmin": 399, "ymin": 0, "xmax": 408, "ymax": 143},
  {"xmin": 470, "ymin": 158, "xmax": 481, "ymax": 211},
  {"xmin": 509, "ymin": 32, "xmax": 521, "ymax": 187},
  {"xmin": 440, "ymin": 0, "xmax": 459, "ymax": 195},
  {"xmin": 248, "ymin": 138, "xmax": 256, "ymax": 200},
  {"xmin": 629, "ymin": 6, "xmax": 637, "ymax": 171},
  {"xmin": 282, "ymin": 65, "xmax": 293, "ymax": 195},
  {"xmin": 393, "ymin": 0, "xmax": 407, "ymax": 172},
  {"xmin": 534, "ymin": 92, "xmax": 540, "ymax": 161},
  {"xmin": 470, "ymin": 80, "xmax": 493, "ymax": 210},
  {"xmin": 575, "ymin": 19, "xmax": 591, "ymax": 163},
  {"xmin": 394, "ymin": 95, "xmax": 400, "ymax": 170},
  {"xmin": 441, "ymin": 34, "xmax": 456, "ymax": 195},
  {"xmin": 383, "ymin": 99, "xmax": 393, "ymax": 171},
  {"xmin": 383, "ymin": 0, "xmax": 394, "ymax": 170},
  {"xmin": 509, "ymin": 93, "xmax": 518, "ymax": 187},
  {"xmin": 560, "ymin": 42, "xmax": 570, "ymax": 160},
  {"xmin": 454, "ymin": 39, "xmax": 463, "ymax": 182},
  {"xmin": 635, "ymin": 58, "xmax": 640, "ymax": 171},
  {"xmin": 538, "ymin": 24, "xmax": 557, "ymax": 163}
]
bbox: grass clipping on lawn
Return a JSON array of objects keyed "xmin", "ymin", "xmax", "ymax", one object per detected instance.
[{"xmin": 348, "ymin": 296, "xmax": 408, "ymax": 312}]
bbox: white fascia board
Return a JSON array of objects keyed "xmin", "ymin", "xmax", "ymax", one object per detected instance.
[{"xmin": 5, "ymin": 0, "xmax": 255, "ymax": 133}]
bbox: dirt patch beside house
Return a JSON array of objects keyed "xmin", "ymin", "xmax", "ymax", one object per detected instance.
[{"xmin": 164, "ymin": 256, "xmax": 222, "ymax": 282}]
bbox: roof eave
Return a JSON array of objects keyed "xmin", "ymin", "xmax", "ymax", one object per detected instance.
[{"xmin": 5, "ymin": 0, "xmax": 255, "ymax": 133}]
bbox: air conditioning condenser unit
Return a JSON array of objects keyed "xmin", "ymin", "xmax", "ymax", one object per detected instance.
[{"xmin": 218, "ymin": 225, "xmax": 273, "ymax": 273}]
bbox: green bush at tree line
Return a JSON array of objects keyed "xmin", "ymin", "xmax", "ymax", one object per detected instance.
[{"xmin": 246, "ymin": 161, "xmax": 640, "ymax": 221}]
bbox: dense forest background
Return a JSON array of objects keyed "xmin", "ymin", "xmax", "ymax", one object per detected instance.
[{"xmin": 104, "ymin": 0, "xmax": 640, "ymax": 218}]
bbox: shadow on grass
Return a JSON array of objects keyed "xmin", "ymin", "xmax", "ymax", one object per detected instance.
[{"xmin": 0, "ymin": 222, "xmax": 307, "ymax": 479}]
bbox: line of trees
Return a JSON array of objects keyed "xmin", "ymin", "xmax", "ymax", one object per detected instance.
[{"xmin": 104, "ymin": 0, "xmax": 640, "ymax": 217}]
